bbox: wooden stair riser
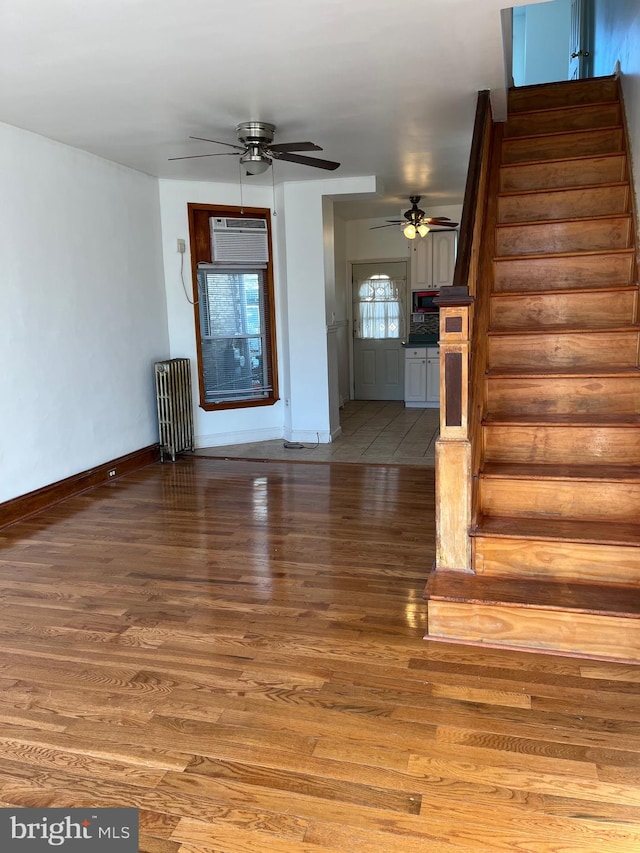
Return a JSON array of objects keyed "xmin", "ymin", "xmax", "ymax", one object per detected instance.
[
  {"xmin": 502, "ymin": 127, "xmax": 624, "ymax": 165},
  {"xmin": 473, "ymin": 535, "xmax": 640, "ymax": 584},
  {"xmin": 479, "ymin": 477, "xmax": 640, "ymax": 523},
  {"xmin": 496, "ymin": 216, "xmax": 631, "ymax": 256},
  {"xmin": 504, "ymin": 102, "xmax": 622, "ymax": 139},
  {"xmin": 497, "ymin": 184, "xmax": 629, "ymax": 224},
  {"xmin": 487, "ymin": 330, "xmax": 639, "ymax": 371},
  {"xmin": 490, "ymin": 289, "xmax": 637, "ymax": 330},
  {"xmin": 483, "ymin": 423, "xmax": 640, "ymax": 466},
  {"xmin": 508, "ymin": 78, "xmax": 619, "ymax": 113},
  {"xmin": 486, "ymin": 375, "xmax": 640, "ymax": 417},
  {"xmin": 493, "ymin": 251, "xmax": 635, "ymax": 292},
  {"xmin": 500, "ymin": 154, "xmax": 628, "ymax": 193},
  {"xmin": 427, "ymin": 600, "xmax": 640, "ymax": 663}
]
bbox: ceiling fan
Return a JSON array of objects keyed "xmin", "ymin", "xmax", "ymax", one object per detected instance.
[
  {"xmin": 371, "ymin": 196, "xmax": 459, "ymax": 238},
  {"xmin": 169, "ymin": 121, "xmax": 340, "ymax": 176}
]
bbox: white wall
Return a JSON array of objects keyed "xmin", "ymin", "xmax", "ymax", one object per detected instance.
[
  {"xmin": 280, "ymin": 175, "xmax": 378, "ymax": 442},
  {"xmin": 333, "ymin": 213, "xmax": 350, "ymax": 406},
  {"xmin": 592, "ymin": 0, "xmax": 640, "ymax": 222},
  {"xmin": 513, "ymin": 0, "xmax": 572, "ymax": 87},
  {"xmin": 345, "ymin": 217, "xmax": 411, "ymax": 263},
  {"xmin": 0, "ymin": 122, "xmax": 168, "ymax": 504},
  {"xmin": 157, "ymin": 178, "xmax": 287, "ymax": 448},
  {"xmin": 158, "ymin": 175, "xmax": 376, "ymax": 447}
]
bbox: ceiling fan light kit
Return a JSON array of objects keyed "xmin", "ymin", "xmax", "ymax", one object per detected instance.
[{"xmin": 370, "ymin": 195, "xmax": 459, "ymax": 237}]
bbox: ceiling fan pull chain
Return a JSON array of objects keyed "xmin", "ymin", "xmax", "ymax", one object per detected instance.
[
  {"xmin": 271, "ymin": 163, "xmax": 277, "ymax": 217},
  {"xmin": 238, "ymin": 159, "xmax": 244, "ymax": 214}
]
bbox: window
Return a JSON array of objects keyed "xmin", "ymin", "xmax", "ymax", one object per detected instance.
[
  {"xmin": 353, "ymin": 274, "xmax": 406, "ymax": 340},
  {"xmin": 188, "ymin": 204, "xmax": 278, "ymax": 410}
]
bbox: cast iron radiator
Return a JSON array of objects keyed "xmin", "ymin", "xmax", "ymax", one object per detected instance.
[{"xmin": 154, "ymin": 358, "xmax": 195, "ymax": 462}]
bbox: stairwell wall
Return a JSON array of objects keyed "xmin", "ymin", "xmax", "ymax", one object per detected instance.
[{"xmin": 592, "ymin": 0, "xmax": 640, "ymax": 232}]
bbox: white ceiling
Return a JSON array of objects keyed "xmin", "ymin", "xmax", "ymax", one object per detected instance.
[{"xmin": 0, "ymin": 0, "xmax": 532, "ymax": 220}]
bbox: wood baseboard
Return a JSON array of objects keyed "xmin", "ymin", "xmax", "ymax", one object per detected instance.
[{"xmin": 0, "ymin": 444, "xmax": 160, "ymax": 530}]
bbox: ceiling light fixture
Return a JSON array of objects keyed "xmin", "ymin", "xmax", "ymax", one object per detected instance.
[
  {"xmin": 240, "ymin": 144, "xmax": 272, "ymax": 176},
  {"xmin": 402, "ymin": 196, "xmax": 432, "ymax": 239}
]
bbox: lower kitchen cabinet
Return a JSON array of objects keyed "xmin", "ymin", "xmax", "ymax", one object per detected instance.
[
  {"xmin": 426, "ymin": 349, "xmax": 440, "ymax": 404},
  {"xmin": 404, "ymin": 347, "xmax": 439, "ymax": 408}
]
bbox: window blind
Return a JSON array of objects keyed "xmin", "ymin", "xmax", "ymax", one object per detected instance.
[{"xmin": 197, "ymin": 267, "xmax": 274, "ymax": 403}]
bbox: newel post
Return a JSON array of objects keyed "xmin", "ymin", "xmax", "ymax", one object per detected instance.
[{"xmin": 434, "ymin": 286, "xmax": 473, "ymax": 572}]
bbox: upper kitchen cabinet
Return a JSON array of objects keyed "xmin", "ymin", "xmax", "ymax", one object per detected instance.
[{"xmin": 410, "ymin": 230, "xmax": 458, "ymax": 290}]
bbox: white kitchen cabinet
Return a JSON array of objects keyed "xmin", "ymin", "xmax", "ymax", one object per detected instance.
[
  {"xmin": 404, "ymin": 348, "xmax": 427, "ymax": 404},
  {"xmin": 404, "ymin": 347, "xmax": 439, "ymax": 408},
  {"xmin": 410, "ymin": 230, "xmax": 457, "ymax": 291},
  {"xmin": 426, "ymin": 348, "xmax": 440, "ymax": 403}
]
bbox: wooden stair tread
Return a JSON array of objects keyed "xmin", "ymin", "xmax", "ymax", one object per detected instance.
[
  {"xmin": 488, "ymin": 323, "xmax": 639, "ymax": 337},
  {"xmin": 504, "ymin": 100, "xmax": 620, "ymax": 121},
  {"xmin": 493, "ymin": 246, "xmax": 635, "ymax": 263},
  {"xmin": 426, "ymin": 571, "xmax": 640, "ymax": 618},
  {"xmin": 502, "ymin": 123, "xmax": 622, "ymax": 141},
  {"xmin": 491, "ymin": 284, "xmax": 638, "ymax": 297},
  {"xmin": 473, "ymin": 515, "xmax": 640, "ymax": 547},
  {"xmin": 495, "ymin": 212, "xmax": 631, "ymax": 229},
  {"xmin": 498, "ymin": 180, "xmax": 628, "ymax": 200},
  {"xmin": 507, "ymin": 77, "xmax": 618, "ymax": 113},
  {"xmin": 481, "ymin": 461, "xmax": 640, "ymax": 482},
  {"xmin": 483, "ymin": 413, "xmax": 640, "ymax": 427},
  {"xmin": 487, "ymin": 365, "xmax": 640, "ymax": 378},
  {"xmin": 500, "ymin": 151, "xmax": 626, "ymax": 170},
  {"xmin": 489, "ymin": 322, "xmax": 638, "ymax": 334}
]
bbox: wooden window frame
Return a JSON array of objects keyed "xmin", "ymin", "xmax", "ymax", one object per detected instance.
[{"xmin": 187, "ymin": 202, "xmax": 279, "ymax": 412}]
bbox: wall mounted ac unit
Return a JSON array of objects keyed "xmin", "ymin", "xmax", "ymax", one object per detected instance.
[{"xmin": 210, "ymin": 217, "xmax": 269, "ymax": 264}]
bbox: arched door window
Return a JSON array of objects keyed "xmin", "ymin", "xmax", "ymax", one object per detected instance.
[{"xmin": 353, "ymin": 274, "xmax": 406, "ymax": 340}]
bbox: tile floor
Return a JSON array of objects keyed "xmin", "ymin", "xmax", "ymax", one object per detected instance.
[{"xmin": 195, "ymin": 400, "xmax": 439, "ymax": 466}]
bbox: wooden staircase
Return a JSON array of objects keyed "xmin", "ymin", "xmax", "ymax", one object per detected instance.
[{"xmin": 426, "ymin": 77, "xmax": 640, "ymax": 662}]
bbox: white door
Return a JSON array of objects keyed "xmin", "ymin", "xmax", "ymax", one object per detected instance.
[
  {"xmin": 569, "ymin": 0, "xmax": 592, "ymax": 80},
  {"xmin": 352, "ymin": 261, "xmax": 407, "ymax": 400}
]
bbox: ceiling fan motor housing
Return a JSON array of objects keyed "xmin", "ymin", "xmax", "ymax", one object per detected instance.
[
  {"xmin": 404, "ymin": 196, "xmax": 426, "ymax": 225},
  {"xmin": 236, "ymin": 121, "xmax": 276, "ymax": 146},
  {"xmin": 236, "ymin": 123, "xmax": 276, "ymax": 174}
]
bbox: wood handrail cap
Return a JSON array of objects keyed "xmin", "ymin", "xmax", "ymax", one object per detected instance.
[{"xmin": 433, "ymin": 286, "xmax": 474, "ymax": 307}]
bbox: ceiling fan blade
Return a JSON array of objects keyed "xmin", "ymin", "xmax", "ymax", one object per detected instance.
[
  {"xmin": 271, "ymin": 151, "xmax": 340, "ymax": 170},
  {"xmin": 424, "ymin": 218, "xmax": 459, "ymax": 227},
  {"xmin": 188, "ymin": 135, "xmax": 245, "ymax": 151},
  {"xmin": 369, "ymin": 223, "xmax": 400, "ymax": 230},
  {"xmin": 268, "ymin": 142, "xmax": 323, "ymax": 153},
  {"xmin": 168, "ymin": 152, "xmax": 240, "ymax": 161}
]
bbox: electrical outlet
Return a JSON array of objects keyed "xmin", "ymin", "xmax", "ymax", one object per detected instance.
[
  {"xmin": 177, "ymin": 238, "xmax": 186, "ymax": 254},
  {"xmin": 108, "ymin": 469, "xmax": 116, "ymax": 478}
]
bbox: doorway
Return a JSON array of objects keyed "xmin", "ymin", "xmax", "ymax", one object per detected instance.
[
  {"xmin": 350, "ymin": 261, "xmax": 408, "ymax": 401},
  {"xmin": 512, "ymin": 0, "xmax": 585, "ymax": 86},
  {"xmin": 568, "ymin": 0, "xmax": 594, "ymax": 79}
]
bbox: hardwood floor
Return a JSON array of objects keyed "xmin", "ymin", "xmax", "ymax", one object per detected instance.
[{"xmin": 0, "ymin": 457, "xmax": 639, "ymax": 851}]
